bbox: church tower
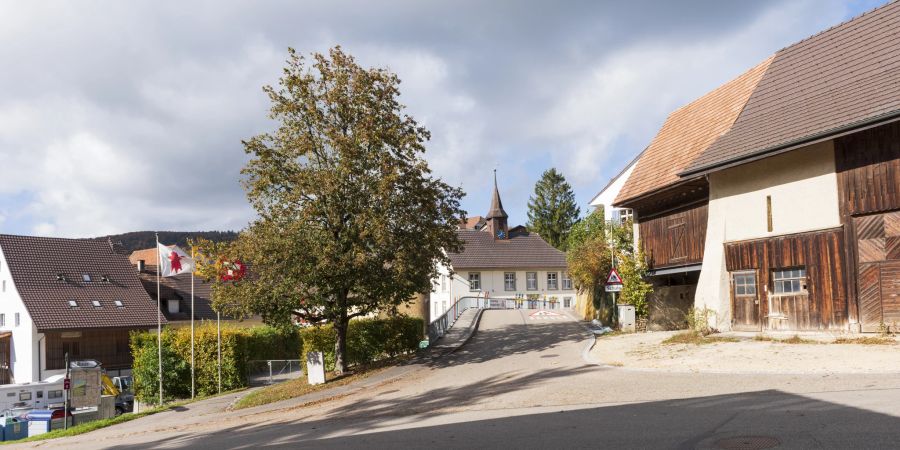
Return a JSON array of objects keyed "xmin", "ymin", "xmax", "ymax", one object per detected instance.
[{"xmin": 485, "ymin": 170, "xmax": 509, "ymax": 240}]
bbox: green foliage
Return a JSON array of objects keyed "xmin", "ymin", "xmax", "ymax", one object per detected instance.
[
  {"xmin": 300, "ymin": 317, "xmax": 423, "ymax": 371},
  {"xmin": 527, "ymin": 168, "xmax": 580, "ymax": 250},
  {"xmin": 686, "ymin": 307, "xmax": 716, "ymax": 336},
  {"xmin": 616, "ymin": 246, "xmax": 653, "ymax": 318},
  {"xmin": 131, "ymin": 325, "xmax": 301, "ymax": 404},
  {"xmin": 232, "ymin": 46, "xmax": 464, "ymax": 374}
]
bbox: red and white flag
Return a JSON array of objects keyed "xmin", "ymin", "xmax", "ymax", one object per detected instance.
[{"xmin": 157, "ymin": 243, "xmax": 193, "ymax": 277}]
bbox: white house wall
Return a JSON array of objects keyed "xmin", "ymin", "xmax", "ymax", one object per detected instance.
[
  {"xmin": 0, "ymin": 245, "xmax": 37, "ymax": 383},
  {"xmin": 694, "ymin": 140, "xmax": 841, "ymax": 329},
  {"xmin": 430, "ymin": 266, "xmax": 576, "ymax": 321},
  {"xmin": 591, "ymin": 162, "xmax": 637, "ymax": 222}
]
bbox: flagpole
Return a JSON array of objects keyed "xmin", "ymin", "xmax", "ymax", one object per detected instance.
[
  {"xmin": 217, "ymin": 311, "xmax": 222, "ymax": 394},
  {"xmin": 156, "ymin": 233, "xmax": 163, "ymax": 406},
  {"xmin": 190, "ymin": 247, "xmax": 195, "ymax": 400}
]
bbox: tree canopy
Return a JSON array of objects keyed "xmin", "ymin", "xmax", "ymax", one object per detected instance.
[
  {"xmin": 216, "ymin": 47, "xmax": 464, "ymax": 373},
  {"xmin": 526, "ymin": 168, "xmax": 580, "ymax": 250}
]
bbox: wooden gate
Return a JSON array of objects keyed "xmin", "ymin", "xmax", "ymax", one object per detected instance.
[
  {"xmin": 0, "ymin": 333, "xmax": 10, "ymax": 385},
  {"xmin": 855, "ymin": 211, "xmax": 900, "ymax": 332}
]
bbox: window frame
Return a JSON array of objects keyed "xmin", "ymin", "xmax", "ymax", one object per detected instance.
[
  {"xmin": 772, "ymin": 267, "xmax": 807, "ymax": 295},
  {"xmin": 526, "ymin": 272, "xmax": 538, "ymax": 291},
  {"xmin": 547, "ymin": 272, "xmax": 559, "ymax": 290},
  {"xmin": 468, "ymin": 272, "xmax": 481, "ymax": 291},
  {"xmin": 562, "ymin": 272, "xmax": 573, "ymax": 290},
  {"xmin": 731, "ymin": 270, "xmax": 758, "ymax": 298},
  {"xmin": 504, "ymin": 272, "xmax": 516, "ymax": 291}
]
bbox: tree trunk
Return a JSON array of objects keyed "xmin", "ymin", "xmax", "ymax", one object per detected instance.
[{"xmin": 333, "ymin": 318, "xmax": 349, "ymax": 375}]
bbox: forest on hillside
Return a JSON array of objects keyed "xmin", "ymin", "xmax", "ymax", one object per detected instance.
[{"xmin": 97, "ymin": 230, "xmax": 238, "ymax": 252}]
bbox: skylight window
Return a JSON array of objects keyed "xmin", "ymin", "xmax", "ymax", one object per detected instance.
[
  {"xmin": 82, "ymin": 274, "xmax": 92, "ymax": 282},
  {"xmin": 91, "ymin": 300, "xmax": 101, "ymax": 308},
  {"xmin": 68, "ymin": 300, "xmax": 78, "ymax": 308},
  {"xmin": 114, "ymin": 300, "xmax": 124, "ymax": 308}
]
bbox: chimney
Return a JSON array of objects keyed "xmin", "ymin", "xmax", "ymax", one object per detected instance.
[{"xmin": 137, "ymin": 260, "xmax": 145, "ymax": 272}]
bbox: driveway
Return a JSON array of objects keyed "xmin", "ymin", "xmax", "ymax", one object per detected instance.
[{"xmin": 18, "ymin": 309, "xmax": 900, "ymax": 449}]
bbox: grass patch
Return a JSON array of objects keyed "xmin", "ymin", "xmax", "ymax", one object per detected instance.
[
  {"xmin": 233, "ymin": 358, "xmax": 403, "ymax": 410},
  {"xmin": 662, "ymin": 331, "xmax": 739, "ymax": 345},
  {"xmin": 754, "ymin": 334, "xmax": 818, "ymax": 344},
  {"xmin": 833, "ymin": 336, "xmax": 896, "ymax": 345}
]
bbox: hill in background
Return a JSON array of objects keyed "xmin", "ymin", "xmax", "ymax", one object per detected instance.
[{"xmin": 96, "ymin": 230, "xmax": 238, "ymax": 252}]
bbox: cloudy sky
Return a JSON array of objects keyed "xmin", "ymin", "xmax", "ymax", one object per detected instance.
[{"xmin": 0, "ymin": 0, "xmax": 885, "ymax": 238}]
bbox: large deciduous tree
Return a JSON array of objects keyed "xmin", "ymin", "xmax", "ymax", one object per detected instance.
[
  {"xmin": 527, "ymin": 168, "xmax": 580, "ymax": 250},
  {"xmin": 226, "ymin": 47, "xmax": 464, "ymax": 374}
]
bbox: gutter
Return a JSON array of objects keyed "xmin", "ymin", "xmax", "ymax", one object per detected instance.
[{"xmin": 679, "ymin": 109, "xmax": 900, "ymax": 178}]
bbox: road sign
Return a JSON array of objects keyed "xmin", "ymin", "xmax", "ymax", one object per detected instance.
[
  {"xmin": 63, "ymin": 378, "xmax": 70, "ymax": 390},
  {"xmin": 605, "ymin": 284, "xmax": 623, "ymax": 292},
  {"xmin": 606, "ymin": 268, "xmax": 623, "ymax": 285}
]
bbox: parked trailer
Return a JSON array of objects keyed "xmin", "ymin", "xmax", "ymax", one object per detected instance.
[{"xmin": 0, "ymin": 380, "xmax": 65, "ymax": 417}]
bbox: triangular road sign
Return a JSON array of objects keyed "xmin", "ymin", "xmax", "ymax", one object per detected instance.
[{"xmin": 606, "ymin": 268, "xmax": 623, "ymax": 285}]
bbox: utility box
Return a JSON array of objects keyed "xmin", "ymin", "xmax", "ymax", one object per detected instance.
[
  {"xmin": 0, "ymin": 417, "xmax": 28, "ymax": 441},
  {"xmin": 306, "ymin": 352, "xmax": 326, "ymax": 386},
  {"xmin": 617, "ymin": 304, "xmax": 636, "ymax": 333}
]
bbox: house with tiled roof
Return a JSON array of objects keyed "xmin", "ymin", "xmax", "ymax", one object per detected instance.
[
  {"xmin": 0, "ymin": 234, "xmax": 163, "ymax": 384},
  {"xmin": 430, "ymin": 173, "xmax": 575, "ymax": 319},
  {"xmin": 608, "ymin": 1, "xmax": 900, "ymax": 333}
]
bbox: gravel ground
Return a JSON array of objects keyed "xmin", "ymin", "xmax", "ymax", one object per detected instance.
[
  {"xmin": 18, "ymin": 310, "xmax": 900, "ymax": 449},
  {"xmin": 591, "ymin": 330, "xmax": 900, "ymax": 374}
]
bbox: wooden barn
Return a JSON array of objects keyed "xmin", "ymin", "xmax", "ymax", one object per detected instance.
[{"xmin": 610, "ymin": 2, "xmax": 900, "ymax": 332}]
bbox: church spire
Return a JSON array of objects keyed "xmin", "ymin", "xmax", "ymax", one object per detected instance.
[
  {"xmin": 486, "ymin": 169, "xmax": 508, "ymax": 219},
  {"xmin": 486, "ymin": 169, "xmax": 509, "ymax": 239}
]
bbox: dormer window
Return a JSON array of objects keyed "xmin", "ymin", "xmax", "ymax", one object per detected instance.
[
  {"xmin": 114, "ymin": 300, "xmax": 124, "ymax": 308},
  {"xmin": 91, "ymin": 300, "xmax": 101, "ymax": 308},
  {"xmin": 56, "ymin": 274, "xmax": 66, "ymax": 281},
  {"xmin": 68, "ymin": 300, "xmax": 78, "ymax": 308},
  {"xmin": 100, "ymin": 275, "xmax": 110, "ymax": 282},
  {"xmin": 82, "ymin": 274, "xmax": 92, "ymax": 282}
]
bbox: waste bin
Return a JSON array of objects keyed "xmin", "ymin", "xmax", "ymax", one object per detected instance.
[
  {"xmin": 25, "ymin": 409, "xmax": 71, "ymax": 436},
  {"xmin": 0, "ymin": 417, "xmax": 28, "ymax": 441}
]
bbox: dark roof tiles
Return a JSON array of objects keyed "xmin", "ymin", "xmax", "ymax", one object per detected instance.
[
  {"xmin": 448, "ymin": 230, "xmax": 567, "ymax": 269},
  {"xmin": 0, "ymin": 234, "xmax": 165, "ymax": 332}
]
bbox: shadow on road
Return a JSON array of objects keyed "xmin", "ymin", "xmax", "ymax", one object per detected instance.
[{"xmin": 104, "ymin": 388, "xmax": 900, "ymax": 449}]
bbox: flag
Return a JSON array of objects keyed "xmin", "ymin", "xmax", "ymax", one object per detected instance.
[{"xmin": 157, "ymin": 243, "xmax": 194, "ymax": 277}]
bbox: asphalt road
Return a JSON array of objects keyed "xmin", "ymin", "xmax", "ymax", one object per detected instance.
[{"xmin": 20, "ymin": 309, "xmax": 900, "ymax": 449}]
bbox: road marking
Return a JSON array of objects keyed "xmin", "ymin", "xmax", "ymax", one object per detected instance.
[{"xmin": 528, "ymin": 310, "xmax": 567, "ymax": 320}]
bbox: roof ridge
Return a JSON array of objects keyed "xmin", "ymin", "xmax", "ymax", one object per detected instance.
[{"xmin": 774, "ymin": 0, "xmax": 897, "ymax": 53}]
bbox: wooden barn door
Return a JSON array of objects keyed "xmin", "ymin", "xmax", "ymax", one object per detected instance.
[
  {"xmin": 855, "ymin": 212, "xmax": 900, "ymax": 332},
  {"xmin": 731, "ymin": 270, "xmax": 760, "ymax": 331}
]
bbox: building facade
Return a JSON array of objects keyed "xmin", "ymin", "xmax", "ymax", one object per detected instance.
[{"xmin": 610, "ymin": 2, "xmax": 900, "ymax": 333}]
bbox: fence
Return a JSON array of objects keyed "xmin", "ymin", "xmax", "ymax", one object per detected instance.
[
  {"xmin": 247, "ymin": 359, "xmax": 303, "ymax": 386},
  {"xmin": 427, "ymin": 296, "xmax": 486, "ymax": 343}
]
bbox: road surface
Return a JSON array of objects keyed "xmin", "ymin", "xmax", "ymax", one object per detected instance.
[{"xmin": 19, "ymin": 309, "xmax": 900, "ymax": 449}]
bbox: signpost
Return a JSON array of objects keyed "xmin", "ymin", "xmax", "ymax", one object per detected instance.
[{"xmin": 605, "ymin": 268, "xmax": 623, "ymax": 326}]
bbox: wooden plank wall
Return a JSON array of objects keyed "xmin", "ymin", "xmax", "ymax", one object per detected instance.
[
  {"xmin": 639, "ymin": 203, "xmax": 708, "ymax": 269},
  {"xmin": 834, "ymin": 120, "xmax": 900, "ymax": 327},
  {"xmin": 45, "ymin": 329, "xmax": 133, "ymax": 370},
  {"xmin": 724, "ymin": 228, "xmax": 848, "ymax": 330}
]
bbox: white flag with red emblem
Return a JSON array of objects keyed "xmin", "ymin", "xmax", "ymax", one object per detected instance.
[{"xmin": 157, "ymin": 243, "xmax": 194, "ymax": 277}]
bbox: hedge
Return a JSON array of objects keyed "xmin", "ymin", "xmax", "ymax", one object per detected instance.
[
  {"xmin": 301, "ymin": 317, "xmax": 424, "ymax": 371},
  {"xmin": 131, "ymin": 324, "xmax": 301, "ymax": 404}
]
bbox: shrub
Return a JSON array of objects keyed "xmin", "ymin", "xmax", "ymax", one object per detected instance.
[
  {"xmin": 301, "ymin": 316, "xmax": 423, "ymax": 372},
  {"xmin": 131, "ymin": 324, "xmax": 301, "ymax": 404}
]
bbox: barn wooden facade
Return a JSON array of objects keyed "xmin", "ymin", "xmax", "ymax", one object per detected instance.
[{"xmin": 610, "ymin": 2, "xmax": 900, "ymax": 333}]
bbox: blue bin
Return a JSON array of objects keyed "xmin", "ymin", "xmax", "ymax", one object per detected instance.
[{"xmin": 0, "ymin": 417, "xmax": 28, "ymax": 441}]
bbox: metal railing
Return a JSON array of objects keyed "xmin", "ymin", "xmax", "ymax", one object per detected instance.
[
  {"xmin": 426, "ymin": 297, "xmax": 568, "ymax": 344},
  {"xmin": 247, "ymin": 359, "xmax": 303, "ymax": 386}
]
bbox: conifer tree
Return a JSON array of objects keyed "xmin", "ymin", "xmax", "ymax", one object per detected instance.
[{"xmin": 527, "ymin": 168, "xmax": 580, "ymax": 250}]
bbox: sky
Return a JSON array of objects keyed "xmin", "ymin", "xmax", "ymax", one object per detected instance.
[{"xmin": 0, "ymin": 0, "xmax": 887, "ymax": 238}]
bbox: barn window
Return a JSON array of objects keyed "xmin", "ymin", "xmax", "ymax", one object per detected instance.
[
  {"xmin": 772, "ymin": 268, "xmax": 807, "ymax": 294},
  {"xmin": 732, "ymin": 271, "xmax": 757, "ymax": 296}
]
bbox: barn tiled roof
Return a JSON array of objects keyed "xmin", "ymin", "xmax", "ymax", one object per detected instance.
[
  {"xmin": 684, "ymin": 1, "xmax": 900, "ymax": 174},
  {"xmin": 615, "ymin": 56, "xmax": 773, "ymax": 204},
  {"xmin": 448, "ymin": 230, "xmax": 567, "ymax": 269},
  {"xmin": 0, "ymin": 234, "xmax": 165, "ymax": 332}
]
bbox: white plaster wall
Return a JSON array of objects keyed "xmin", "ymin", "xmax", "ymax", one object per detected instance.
[
  {"xmin": 430, "ymin": 265, "xmax": 576, "ymax": 320},
  {"xmin": 0, "ymin": 245, "xmax": 37, "ymax": 383},
  {"xmin": 694, "ymin": 140, "xmax": 841, "ymax": 330},
  {"xmin": 590, "ymin": 162, "xmax": 636, "ymax": 222}
]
